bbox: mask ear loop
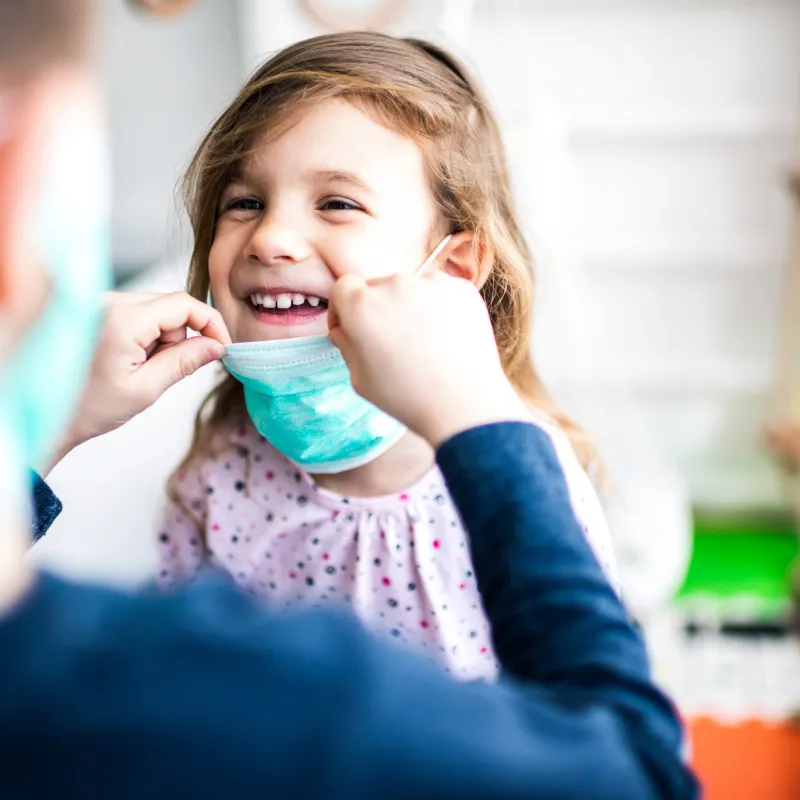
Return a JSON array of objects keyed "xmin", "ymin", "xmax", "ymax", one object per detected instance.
[{"xmin": 414, "ymin": 234, "xmax": 452, "ymax": 278}]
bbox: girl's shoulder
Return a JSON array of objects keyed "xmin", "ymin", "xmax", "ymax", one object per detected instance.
[
  {"xmin": 525, "ymin": 406, "xmax": 619, "ymax": 588},
  {"xmin": 525, "ymin": 406, "xmax": 582, "ymax": 469},
  {"xmin": 525, "ymin": 405, "xmax": 601, "ymax": 506}
]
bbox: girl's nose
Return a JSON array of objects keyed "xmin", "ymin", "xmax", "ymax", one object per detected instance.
[{"xmin": 244, "ymin": 212, "xmax": 311, "ymax": 266}]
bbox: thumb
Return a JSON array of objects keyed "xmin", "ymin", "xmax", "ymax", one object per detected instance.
[
  {"xmin": 329, "ymin": 273, "xmax": 367, "ymax": 332},
  {"xmin": 328, "ymin": 324, "xmax": 353, "ymax": 365},
  {"xmin": 145, "ymin": 336, "xmax": 226, "ymax": 398},
  {"xmin": 329, "ymin": 273, "xmax": 367, "ymax": 365}
]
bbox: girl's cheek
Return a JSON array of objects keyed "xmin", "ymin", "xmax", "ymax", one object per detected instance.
[
  {"xmin": 207, "ymin": 240, "xmax": 239, "ymax": 322},
  {"xmin": 325, "ymin": 237, "xmax": 425, "ymax": 280},
  {"xmin": 321, "ymin": 236, "xmax": 383, "ymax": 280},
  {"xmin": 207, "ymin": 246, "xmax": 228, "ymax": 294}
]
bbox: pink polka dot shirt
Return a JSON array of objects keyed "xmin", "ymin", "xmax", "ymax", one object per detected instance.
[{"xmin": 156, "ymin": 418, "xmax": 617, "ymax": 682}]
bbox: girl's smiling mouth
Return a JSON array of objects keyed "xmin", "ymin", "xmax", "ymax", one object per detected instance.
[{"xmin": 246, "ymin": 288, "xmax": 329, "ymax": 327}]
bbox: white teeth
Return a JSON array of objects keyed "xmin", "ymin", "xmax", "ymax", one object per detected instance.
[{"xmin": 251, "ymin": 291, "xmax": 325, "ymax": 309}]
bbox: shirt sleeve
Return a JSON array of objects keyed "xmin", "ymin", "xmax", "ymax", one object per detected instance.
[
  {"xmin": 526, "ymin": 410, "xmax": 620, "ymax": 590},
  {"xmin": 29, "ymin": 471, "xmax": 63, "ymax": 544},
  {"xmin": 432, "ymin": 422, "xmax": 694, "ymax": 796},
  {"xmin": 154, "ymin": 467, "xmax": 207, "ymax": 589}
]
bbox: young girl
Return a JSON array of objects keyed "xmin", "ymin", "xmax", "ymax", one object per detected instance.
[{"xmin": 156, "ymin": 32, "xmax": 617, "ymax": 681}]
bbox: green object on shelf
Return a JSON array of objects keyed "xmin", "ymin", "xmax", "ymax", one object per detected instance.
[{"xmin": 676, "ymin": 516, "xmax": 798, "ymax": 613}]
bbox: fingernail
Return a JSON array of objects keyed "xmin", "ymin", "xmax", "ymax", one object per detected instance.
[{"xmin": 208, "ymin": 343, "xmax": 226, "ymax": 361}]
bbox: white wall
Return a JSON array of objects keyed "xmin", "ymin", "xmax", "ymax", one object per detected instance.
[
  {"xmin": 100, "ymin": 0, "xmax": 241, "ymax": 268},
  {"xmin": 489, "ymin": 1, "xmax": 798, "ymax": 512}
]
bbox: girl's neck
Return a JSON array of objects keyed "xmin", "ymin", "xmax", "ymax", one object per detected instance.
[{"xmin": 311, "ymin": 430, "xmax": 435, "ymax": 498}]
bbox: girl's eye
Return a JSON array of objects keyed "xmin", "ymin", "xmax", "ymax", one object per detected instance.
[
  {"xmin": 224, "ymin": 196, "xmax": 263, "ymax": 214},
  {"xmin": 319, "ymin": 197, "xmax": 361, "ymax": 212}
]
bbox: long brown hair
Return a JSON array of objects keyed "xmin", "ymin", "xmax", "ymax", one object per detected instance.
[{"xmin": 178, "ymin": 31, "xmax": 597, "ymax": 473}]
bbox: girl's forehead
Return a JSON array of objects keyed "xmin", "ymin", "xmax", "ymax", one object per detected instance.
[{"xmin": 242, "ymin": 98, "xmax": 429, "ymax": 191}]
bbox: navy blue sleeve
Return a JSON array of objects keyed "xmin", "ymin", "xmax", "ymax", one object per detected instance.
[
  {"xmin": 437, "ymin": 423, "xmax": 694, "ymax": 795},
  {"xmin": 0, "ymin": 422, "xmax": 698, "ymax": 799},
  {"xmin": 29, "ymin": 471, "xmax": 62, "ymax": 543}
]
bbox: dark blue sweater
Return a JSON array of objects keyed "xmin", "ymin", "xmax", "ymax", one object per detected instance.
[{"xmin": 0, "ymin": 423, "xmax": 698, "ymax": 798}]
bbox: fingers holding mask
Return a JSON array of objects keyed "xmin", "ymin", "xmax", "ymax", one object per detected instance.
[
  {"xmin": 118, "ymin": 291, "xmax": 231, "ymax": 353},
  {"xmin": 328, "ymin": 271, "xmax": 527, "ymax": 446},
  {"xmin": 110, "ymin": 291, "xmax": 230, "ymax": 395},
  {"xmin": 62, "ymin": 291, "xmax": 230, "ymax": 457}
]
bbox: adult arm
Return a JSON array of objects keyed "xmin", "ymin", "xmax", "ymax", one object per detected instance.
[
  {"xmin": 5, "ymin": 423, "xmax": 696, "ymax": 799},
  {"xmin": 433, "ymin": 422, "xmax": 693, "ymax": 797}
]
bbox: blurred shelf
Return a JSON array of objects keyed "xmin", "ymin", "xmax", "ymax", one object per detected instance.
[
  {"xmin": 568, "ymin": 109, "xmax": 797, "ymax": 146},
  {"xmin": 692, "ymin": 508, "xmax": 796, "ymax": 532},
  {"xmin": 485, "ymin": 0, "xmax": 799, "ymax": 8},
  {"xmin": 676, "ymin": 521, "xmax": 797, "ymax": 620},
  {"xmin": 504, "ymin": 108, "xmax": 798, "ymax": 145}
]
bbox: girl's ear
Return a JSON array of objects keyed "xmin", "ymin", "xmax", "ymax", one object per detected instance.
[{"xmin": 440, "ymin": 231, "xmax": 494, "ymax": 290}]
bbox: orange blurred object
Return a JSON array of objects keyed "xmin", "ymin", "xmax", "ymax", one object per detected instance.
[{"xmin": 690, "ymin": 717, "xmax": 800, "ymax": 800}]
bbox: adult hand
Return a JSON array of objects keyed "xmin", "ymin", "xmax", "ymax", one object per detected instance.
[
  {"xmin": 51, "ymin": 291, "xmax": 230, "ymax": 470},
  {"xmin": 328, "ymin": 272, "xmax": 530, "ymax": 448}
]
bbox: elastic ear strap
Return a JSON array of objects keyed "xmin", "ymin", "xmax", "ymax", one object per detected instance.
[{"xmin": 415, "ymin": 234, "xmax": 452, "ymax": 277}]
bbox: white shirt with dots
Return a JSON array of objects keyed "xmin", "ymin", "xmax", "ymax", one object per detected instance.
[{"xmin": 156, "ymin": 417, "xmax": 618, "ymax": 682}]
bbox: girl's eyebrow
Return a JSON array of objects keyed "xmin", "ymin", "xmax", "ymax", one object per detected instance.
[
  {"xmin": 223, "ymin": 167, "xmax": 375, "ymax": 197},
  {"xmin": 226, "ymin": 167, "xmax": 253, "ymax": 185},
  {"xmin": 308, "ymin": 169, "xmax": 375, "ymax": 195},
  {"xmin": 220, "ymin": 175, "xmax": 250, "ymax": 195}
]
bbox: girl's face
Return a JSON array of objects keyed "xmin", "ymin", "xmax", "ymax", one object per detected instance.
[{"xmin": 208, "ymin": 98, "xmax": 440, "ymax": 342}]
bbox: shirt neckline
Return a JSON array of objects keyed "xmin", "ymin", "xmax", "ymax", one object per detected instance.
[
  {"xmin": 298, "ymin": 460, "xmax": 443, "ymax": 513},
  {"xmin": 225, "ymin": 421, "xmax": 443, "ymax": 513}
]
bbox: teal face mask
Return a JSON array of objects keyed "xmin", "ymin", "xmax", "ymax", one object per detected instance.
[
  {"xmin": 222, "ymin": 236, "xmax": 451, "ymax": 474},
  {"xmin": 0, "ymin": 86, "xmax": 111, "ymax": 478},
  {"xmin": 223, "ymin": 335, "xmax": 406, "ymax": 474}
]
